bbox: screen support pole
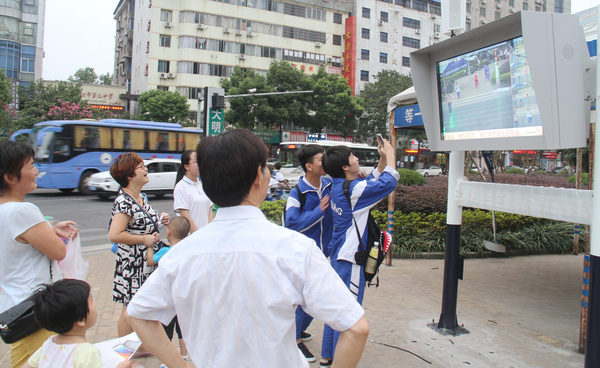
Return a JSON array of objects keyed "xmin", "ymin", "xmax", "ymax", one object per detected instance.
[
  {"xmin": 584, "ymin": 13, "xmax": 600, "ymax": 365},
  {"xmin": 430, "ymin": 150, "xmax": 469, "ymax": 335}
]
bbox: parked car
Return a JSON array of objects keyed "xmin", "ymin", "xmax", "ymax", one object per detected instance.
[
  {"xmin": 87, "ymin": 158, "xmax": 180, "ymax": 199},
  {"xmin": 416, "ymin": 165, "xmax": 443, "ymax": 177}
]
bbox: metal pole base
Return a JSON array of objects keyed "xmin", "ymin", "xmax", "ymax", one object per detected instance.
[{"xmin": 428, "ymin": 322, "xmax": 470, "ymax": 336}]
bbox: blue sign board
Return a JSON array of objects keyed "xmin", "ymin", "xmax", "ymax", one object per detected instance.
[{"xmin": 394, "ymin": 104, "xmax": 424, "ymax": 128}]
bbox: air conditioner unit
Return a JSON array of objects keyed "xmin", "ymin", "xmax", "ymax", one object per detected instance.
[
  {"xmin": 315, "ymin": 42, "xmax": 322, "ymax": 47},
  {"xmin": 466, "ymin": 15, "xmax": 471, "ymax": 20},
  {"xmin": 167, "ymin": 73, "xmax": 176, "ymax": 78},
  {"xmin": 535, "ymin": 0, "xmax": 543, "ymax": 4},
  {"xmin": 164, "ymin": 21, "xmax": 172, "ymax": 28},
  {"xmin": 415, "ymin": 29, "xmax": 420, "ymax": 34},
  {"xmin": 481, "ymin": 19, "xmax": 487, "ymax": 24},
  {"xmin": 159, "ymin": 73, "xmax": 167, "ymax": 79},
  {"xmin": 223, "ymin": 27, "xmax": 230, "ymax": 33},
  {"xmin": 239, "ymin": 54, "xmax": 246, "ymax": 60},
  {"xmin": 431, "ymin": 15, "xmax": 436, "ymax": 19},
  {"xmin": 434, "ymin": 32, "xmax": 440, "ymax": 39},
  {"xmin": 197, "ymin": 23, "xmax": 208, "ymax": 30},
  {"xmin": 327, "ymin": 57, "xmax": 333, "ymax": 63},
  {"xmin": 378, "ymin": 20, "xmax": 384, "ymax": 26},
  {"xmin": 496, "ymin": 3, "xmax": 501, "ymax": 8},
  {"xmin": 247, "ymin": 31, "xmax": 255, "ymax": 37},
  {"xmin": 509, "ymin": 7, "xmax": 515, "ymax": 12},
  {"xmin": 235, "ymin": 30, "xmax": 243, "ymax": 36},
  {"xmin": 481, "ymin": 0, "xmax": 486, "ymax": 4}
]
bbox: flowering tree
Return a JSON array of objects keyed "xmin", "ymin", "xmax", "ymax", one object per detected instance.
[{"xmin": 46, "ymin": 100, "xmax": 94, "ymax": 120}]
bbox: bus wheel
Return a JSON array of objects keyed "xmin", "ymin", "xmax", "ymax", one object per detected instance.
[
  {"xmin": 78, "ymin": 171, "xmax": 96, "ymax": 195},
  {"xmin": 59, "ymin": 188, "xmax": 75, "ymax": 193}
]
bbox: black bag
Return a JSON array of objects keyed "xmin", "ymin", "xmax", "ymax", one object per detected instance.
[
  {"xmin": 342, "ymin": 180, "xmax": 387, "ymax": 286},
  {"xmin": 0, "ymin": 294, "xmax": 41, "ymax": 344}
]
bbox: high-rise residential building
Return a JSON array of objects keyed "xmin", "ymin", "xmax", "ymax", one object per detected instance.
[
  {"xmin": 0, "ymin": 0, "xmax": 45, "ymax": 106},
  {"xmin": 113, "ymin": 0, "xmax": 351, "ymax": 119}
]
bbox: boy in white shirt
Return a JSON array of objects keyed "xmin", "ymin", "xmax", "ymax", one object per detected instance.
[{"xmin": 24, "ymin": 279, "xmax": 132, "ymax": 368}]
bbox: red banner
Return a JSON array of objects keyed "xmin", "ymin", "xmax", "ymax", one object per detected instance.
[{"xmin": 343, "ymin": 16, "xmax": 357, "ymax": 95}]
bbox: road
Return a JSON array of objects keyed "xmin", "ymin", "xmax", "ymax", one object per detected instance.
[{"xmin": 27, "ymin": 189, "xmax": 176, "ymax": 249}]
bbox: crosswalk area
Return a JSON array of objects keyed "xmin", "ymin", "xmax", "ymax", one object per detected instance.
[{"xmin": 78, "ymin": 227, "xmax": 113, "ymax": 253}]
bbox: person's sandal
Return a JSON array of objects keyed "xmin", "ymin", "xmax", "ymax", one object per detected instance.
[{"xmin": 320, "ymin": 358, "xmax": 333, "ymax": 367}]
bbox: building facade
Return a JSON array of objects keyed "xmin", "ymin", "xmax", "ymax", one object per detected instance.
[
  {"xmin": 0, "ymin": 0, "xmax": 45, "ymax": 106},
  {"xmin": 113, "ymin": 0, "xmax": 352, "ymax": 119}
]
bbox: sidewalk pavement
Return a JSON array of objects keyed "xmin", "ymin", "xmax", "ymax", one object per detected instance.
[{"xmin": 1, "ymin": 250, "xmax": 586, "ymax": 367}]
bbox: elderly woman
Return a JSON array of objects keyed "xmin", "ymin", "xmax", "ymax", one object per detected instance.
[
  {"xmin": 108, "ymin": 153, "xmax": 169, "ymax": 340},
  {"xmin": 0, "ymin": 141, "xmax": 78, "ymax": 368},
  {"xmin": 173, "ymin": 150, "xmax": 213, "ymax": 234}
]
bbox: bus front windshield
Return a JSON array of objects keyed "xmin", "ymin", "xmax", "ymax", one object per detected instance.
[{"xmin": 35, "ymin": 131, "xmax": 55, "ymax": 163}]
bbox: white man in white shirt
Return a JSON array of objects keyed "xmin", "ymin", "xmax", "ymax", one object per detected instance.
[{"xmin": 126, "ymin": 129, "xmax": 369, "ymax": 368}]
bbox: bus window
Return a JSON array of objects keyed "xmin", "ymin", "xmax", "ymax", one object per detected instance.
[
  {"xmin": 52, "ymin": 137, "xmax": 72, "ymax": 163},
  {"xmin": 167, "ymin": 132, "xmax": 176, "ymax": 151},
  {"xmin": 99, "ymin": 128, "xmax": 111, "ymax": 148},
  {"xmin": 74, "ymin": 126, "xmax": 105, "ymax": 149},
  {"xmin": 182, "ymin": 133, "xmax": 200, "ymax": 152},
  {"xmin": 151, "ymin": 131, "xmax": 170, "ymax": 151},
  {"xmin": 112, "ymin": 128, "xmax": 132, "ymax": 150},
  {"xmin": 130, "ymin": 130, "xmax": 146, "ymax": 150},
  {"xmin": 35, "ymin": 131, "xmax": 55, "ymax": 163}
]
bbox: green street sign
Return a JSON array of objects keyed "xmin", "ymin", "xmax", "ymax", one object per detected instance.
[{"xmin": 208, "ymin": 108, "xmax": 224, "ymax": 136}]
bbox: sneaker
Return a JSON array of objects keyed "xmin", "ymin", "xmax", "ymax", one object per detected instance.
[
  {"xmin": 320, "ymin": 358, "xmax": 333, "ymax": 367},
  {"xmin": 300, "ymin": 331, "xmax": 312, "ymax": 342},
  {"xmin": 297, "ymin": 342, "xmax": 316, "ymax": 363}
]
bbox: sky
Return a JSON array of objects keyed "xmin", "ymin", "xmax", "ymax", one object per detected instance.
[{"xmin": 42, "ymin": 0, "xmax": 600, "ymax": 82}]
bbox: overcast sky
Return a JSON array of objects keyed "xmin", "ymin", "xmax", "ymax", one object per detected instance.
[{"xmin": 42, "ymin": 0, "xmax": 600, "ymax": 82}]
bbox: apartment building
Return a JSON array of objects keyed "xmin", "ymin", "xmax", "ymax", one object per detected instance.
[
  {"xmin": 0, "ymin": 0, "xmax": 45, "ymax": 106},
  {"xmin": 113, "ymin": 0, "xmax": 351, "ymax": 118}
]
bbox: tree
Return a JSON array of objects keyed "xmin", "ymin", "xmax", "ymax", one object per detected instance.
[
  {"xmin": 18, "ymin": 80, "xmax": 83, "ymax": 128},
  {"xmin": 99, "ymin": 73, "xmax": 113, "ymax": 85},
  {"xmin": 0, "ymin": 69, "xmax": 12, "ymax": 106},
  {"xmin": 222, "ymin": 67, "xmax": 272, "ymax": 129},
  {"xmin": 68, "ymin": 67, "xmax": 98, "ymax": 84},
  {"xmin": 358, "ymin": 70, "xmax": 413, "ymax": 141},
  {"xmin": 138, "ymin": 89, "xmax": 190, "ymax": 124}
]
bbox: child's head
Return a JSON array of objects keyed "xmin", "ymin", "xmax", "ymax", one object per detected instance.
[
  {"xmin": 32, "ymin": 279, "xmax": 97, "ymax": 335},
  {"xmin": 167, "ymin": 216, "xmax": 191, "ymax": 244},
  {"xmin": 297, "ymin": 144, "xmax": 325, "ymax": 175}
]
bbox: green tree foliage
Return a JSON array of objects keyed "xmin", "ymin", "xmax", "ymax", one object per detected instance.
[
  {"xmin": 68, "ymin": 67, "xmax": 98, "ymax": 84},
  {"xmin": 18, "ymin": 81, "xmax": 84, "ymax": 128},
  {"xmin": 358, "ymin": 70, "xmax": 413, "ymax": 141},
  {"xmin": 99, "ymin": 73, "xmax": 113, "ymax": 85},
  {"xmin": 0, "ymin": 69, "xmax": 12, "ymax": 106},
  {"xmin": 138, "ymin": 89, "xmax": 190, "ymax": 123},
  {"xmin": 223, "ymin": 61, "xmax": 363, "ymax": 135}
]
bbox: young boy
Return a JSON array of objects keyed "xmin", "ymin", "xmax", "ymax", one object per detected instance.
[
  {"xmin": 146, "ymin": 216, "xmax": 191, "ymax": 364},
  {"xmin": 284, "ymin": 144, "xmax": 332, "ymax": 365},
  {"xmin": 24, "ymin": 279, "xmax": 132, "ymax": 368},
  {"xmin": 322, "ymin": 138, "xmax": 399, "ymax": 361}
]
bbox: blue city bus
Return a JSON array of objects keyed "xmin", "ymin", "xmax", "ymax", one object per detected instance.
[{"xmin": 10, "ymin": 119, "xmax": 202, "ymax": 194}]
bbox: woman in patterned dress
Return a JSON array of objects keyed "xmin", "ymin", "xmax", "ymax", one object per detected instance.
[{"xmin": 108, "ymin": 153, "xmax": 169, "ymax": 339}]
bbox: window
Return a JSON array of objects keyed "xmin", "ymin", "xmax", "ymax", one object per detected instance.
[
  {"xmin": 495, "ymin": 11, "xmax": 501, "ymax": 19},
  {"xmin": 380, "ymin": 32, "xmax": 388, "ymax": 43},
  {"xmin": 535, "ymin": 5, "xmax": 541, "ymax": 11},
  {"xmin": 379, "ymin": 52, "xmax": 388, "ymax": 63},
  {"xmin": 403, "ymin": 17, "xmax": 420, "ymax": 29},
  {"xmin": 466, "ymin": 3, "xmax": 471, "ymax": 12},
  {"xmin": 158, "ymin": 60, "xmax": 170, "ymax": 73},
  {"xmin": 434, "ymin": 24, "xmax": 441, "ymax": 32},
  {"xmin": 430, "ymin": 3, "xmax": 441, "ymax": 15},
  {"xmin": 380, "ymin": 11, "xmax": 388, "ymax": 22},
  {"xmin": 361, "ymin": 28, "xmax": 370, "ymax": 39},
  {"xmin": 20, "ymin": 45, "xmax": 35, "ymax": 73},
  {"xmin": 333, "ymin": 34, "xmax": 342, "ymax": 46},
  {"xmin": 480, "ymin": 7, "xmax": 486, "ymax": 16},
  {"xmin": 402, "ymin": 36, "xmax": 420, "ymax": 48},
  {"xmin": 509, "ymin": 0, "xmax": 514, "ymax": 6},
  {"xmin": 402, "ymin": 56, "xmax": 410, "ymax": 67},
  {"xmin": 333, "ymin": 13, "xmax": 342, "ymax": 24},
  {"xmin": 160, "ymin": 9, "xmax": 173, "ymax": 22},
  {"xmin": 412, "ymin": 0, "xmax": 428, "ymax": 12},
  {"xmin": 361, "ymin": 49, "xmax": 370, "ymax": 60},
  {"xmin": 157, "ymin": 86, "xmax": 169, "ymax": 91},
  {"xmin": 159, "ymin": 35, "xmax": 171, "ymax": 47},
  {"xmin": 362, "ymin": 7, "xmax": 370, "ymax": 18},
  {"xmin": 397, "ymin": 0, "xmax": 411, "ymax": 8},
  {"xmin": 360, "ymin": 70, "xmax": 369, "ymax": 81},
  {"xmin": 523, "ymin": 2, "xmax": 528, "ymax": 10}
]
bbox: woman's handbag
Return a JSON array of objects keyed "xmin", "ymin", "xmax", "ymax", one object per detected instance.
[{"xmin": 0, "ymin": 294, "xmax": 41, "ymax": 344}]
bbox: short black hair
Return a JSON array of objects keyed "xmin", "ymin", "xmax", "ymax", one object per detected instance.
[
  {"xmin": 274, "ymin": 162, "xmax": 282, "ymax": 170},
  {"xmin": 176, "ymin": 150, "xmax": 195, "ymax": 183},
  {"xmin": 0, "ymin": 140, "xmax": 35, "ymax": 195},
  {"xmin": 322, "ymin": 145, "xmax": 352, "ymax": 178},
  {"xmin": 32, "ymin": 279, "xmax": 91, "ymax": 334},
  {"xmin": 169, "ymin": 216, "xmax": 190, "ymax": 241},
  {"xmin": 297, "ymin": 144, "xmax": 324, "ymax": 173},
  {"xmin": 196, "ymin": 129, "xmax": 268, "ymax": 207}
]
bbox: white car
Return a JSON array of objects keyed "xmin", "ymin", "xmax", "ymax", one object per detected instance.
[
  {"xmin": 88, "ymin": 158, "xmax": 180, "ymax": 199},
  {"xmin": 416, "ymin": 165, "xmax": 443, "ymax": 177}
]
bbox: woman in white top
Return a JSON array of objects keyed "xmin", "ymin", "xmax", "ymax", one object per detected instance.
[
  {"xmin": 173, "ymin": 150, "xmax": 213, "ymax": 233},
  {"xmin": 0, "ymin": 141, "xmax": 78, "ymax": 368}
]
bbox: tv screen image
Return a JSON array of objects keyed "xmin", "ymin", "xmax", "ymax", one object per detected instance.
[{"xmin": 437, "ymin": 36, "xmax": 543, "ymax": 142}]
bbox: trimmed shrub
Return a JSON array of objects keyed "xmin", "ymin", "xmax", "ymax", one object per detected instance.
[
  {"xmin": 568, "ymin": 173, "xmax": 589, "ymax": 187},
  {"xmin": 261, "ymin": 200, "xmax": 285, "ymax": 225},
  {"xmin": 505, "ymin": 168, "xmax": 524, "ymax": 174},
  {"xmin": 397, "ymin": 168, "xmax": 425, "ymax": 186}
]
